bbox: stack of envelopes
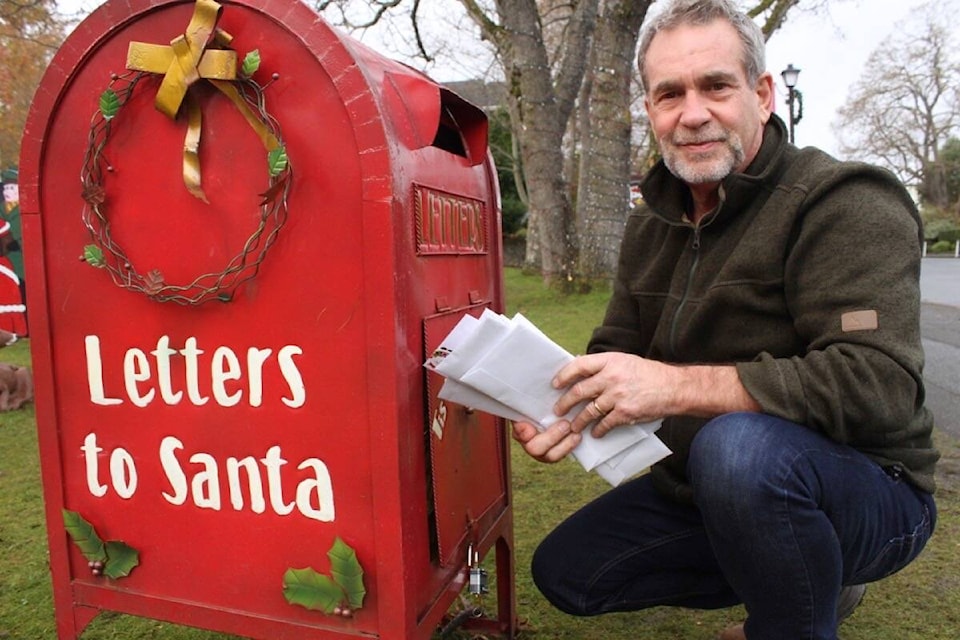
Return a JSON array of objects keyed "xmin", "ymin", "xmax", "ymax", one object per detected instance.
[{"xmin": 424, "ymin": 310, "xmax": 671, "ymax": 486}]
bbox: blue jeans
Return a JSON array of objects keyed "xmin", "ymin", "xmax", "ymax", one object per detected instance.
[{"xmin": 531, "ymin": 412, "xmax": 937, "ymax": 639}]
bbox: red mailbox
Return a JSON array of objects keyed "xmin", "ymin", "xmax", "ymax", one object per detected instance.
[{"xmin": 20, "ymin": 0, "xmax": 516, "ymax": 637}]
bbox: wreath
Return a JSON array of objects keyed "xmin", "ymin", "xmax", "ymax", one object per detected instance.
[{"xmin": 80, "ymin": 0, "xmax": 291, "ymax": 305}]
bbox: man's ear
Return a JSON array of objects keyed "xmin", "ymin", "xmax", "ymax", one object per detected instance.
[{"xmin": 756, "ymin": 71, "xmax": 775, "ymax": 123}]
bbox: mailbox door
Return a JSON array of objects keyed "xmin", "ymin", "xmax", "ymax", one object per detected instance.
[{"xmin": 424, "ymin": 306, "xmax": 509, "ymax": 569}]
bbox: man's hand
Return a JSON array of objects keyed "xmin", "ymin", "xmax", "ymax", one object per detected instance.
[
  {"xmin": 552, "ymin": 352, "xmax": 761, "ymax": 439},
  {"xmin": 511, "ymin": 420, "xmax": 581, "ymax": 463},
  {"xmin": 553, "ymin": 352, "xmax": 680, "ymax": 438},
  {"xmin": 509, "ymin": 353, "xmax": 760, "ymax": 464}
]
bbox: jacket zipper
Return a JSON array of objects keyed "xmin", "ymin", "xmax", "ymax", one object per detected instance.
[{"xmin": 668, "ymin": 224, "xmax": 702, "ymax": 359}]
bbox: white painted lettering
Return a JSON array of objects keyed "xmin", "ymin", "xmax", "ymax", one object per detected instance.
[
  {"xmin": 278, "ymin": 346, "xmax": 305, "ymax": 408},
  {"xmin": 262, "ymin": 446, "xmax": 295, "ymax": 516},
  {"xmin": 85, "ymin": 336, "xmax": 122, "ymax": 405},
  {"xmin": 246, "ymin": 347, "xmax": 272, "ymax": 407},
  {"xmin": 158, "ymin": 437, "xmax": 335, "ymax": 522},
  {"xmin": 82, "ymin": 432, "xmax": 138, "ymax": 499},
  {"xmin": 180, "ymin": 338, "xmax": 209, "ymax": 405},
  {"xmin": 227, "ymin": 457, "xmax": 266, "ymax": 513},
  {"xmin": 109, "ymin": 448, "xmax": 138, "ymax": 499},
  {"xmin": 81, "ymin": 432, "xmax": 108, "ymax": 497},
  {"xmin": 296, "ymin": 459, "xmax": 336, "ymax": 522},
  {"xmin": 151, "ymin": 335, "xmax": 183, "ymax": 405},
  {"xmin": 212, "ymin": 346, "xmax": 242, "ymax": 407},
  {"xmin": 124, "ymin": 348, "xmax": 155, "ymax": 407},
  {"xmin": 189, "ymin": 452, "xmax": 221, "ymax": 510},
  {"xmin": 84, "ymin": 336, "xmax": 306, "ymax": 409},
  {"xmin": 160, "ymin": 436, "xmax": 188, "ymax": 505}
]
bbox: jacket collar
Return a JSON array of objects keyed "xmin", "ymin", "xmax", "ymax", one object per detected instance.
[{"xmin": 640, "ymin": 114, "xmax": 791, "ymax": 224}]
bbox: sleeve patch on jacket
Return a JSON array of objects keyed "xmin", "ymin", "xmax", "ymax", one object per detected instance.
[{"xmin": 841, "ymin": 310, "xmax": 879, "ymax": 332}]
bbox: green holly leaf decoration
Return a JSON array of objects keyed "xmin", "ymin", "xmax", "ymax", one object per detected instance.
[
  {"xmin": 283, "ymin": 538, "xmax": 366, "ymax": 616},
  {"xmin": 63, "ymin": 510, "xmax": 140, "ymax": 580},
  {"xmin": 99, "ymin": 89, "xmax": 120, "ymax": 120},
  {"xmin": 268, "ymin": 146, "xmax": 288, "ymax": 177},
  {"xmin": 283, "ymin": 567, "xmax": 344, "ymax": 614},
  {"xmin": 329, "ymin": 537, "xmax": 366, "ymax": 609},
  {"xmin": 83, "ymin": 244, "xmax": 106, "ymax": 268},
  {"xmin": 242, "ymin": 49, "xmax": 262, "ymax": 77},
  {"xmin": 103, "ymin": 540, "xmax": 140, "ymax": 579},
  {"xmin": 63, "ymin": 509, "xmax": 107, "ymax": 562}
]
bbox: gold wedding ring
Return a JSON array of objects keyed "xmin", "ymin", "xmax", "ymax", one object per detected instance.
[{"xmin": 591, "ymin": 400, "xmax": 606, "ymax": 417}]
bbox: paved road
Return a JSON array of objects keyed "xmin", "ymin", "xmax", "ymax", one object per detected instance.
[{"xmin": 920, "ymin": 258, "xmax": 960, "ymax": 439}]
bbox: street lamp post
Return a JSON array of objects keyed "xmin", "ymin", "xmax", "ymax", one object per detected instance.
[{"xmin": 780, "ymin": 63, "xmax": 803, "ymax": 144}]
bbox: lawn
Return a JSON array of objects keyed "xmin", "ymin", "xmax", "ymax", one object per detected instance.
[{"xmin": 1, "ymin": 268, "xmax": 958, "ymax": 639}]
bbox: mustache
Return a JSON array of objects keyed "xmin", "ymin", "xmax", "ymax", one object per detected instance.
[{"xmin": 667, "ymin": 127, "xmax": 729, "ymax": 146}]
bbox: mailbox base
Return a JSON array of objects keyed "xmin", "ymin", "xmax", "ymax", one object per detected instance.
[{"xmin": 51, "ymin": 517, "xmax": 517, "ymax": 639}]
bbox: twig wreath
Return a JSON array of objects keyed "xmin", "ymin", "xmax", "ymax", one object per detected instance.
[{"xmin": 80, "ymin": 0, "xmax": 291, "ymax": 305}]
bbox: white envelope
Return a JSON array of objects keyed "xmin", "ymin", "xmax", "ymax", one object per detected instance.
[
  {"xmin": 457, "ymin": 313, "xmax": 571, "ymax": 425},
  {"xmin": 437, "ymin": 378, "xmax": 529, "ymax": 424},
  {"xmin": 426, "ymin": 310, "xmax": 508, "ymax": 377},
  {"xmin": 594, "ymin": 436, "xmax": 673, "ymax": 486}
]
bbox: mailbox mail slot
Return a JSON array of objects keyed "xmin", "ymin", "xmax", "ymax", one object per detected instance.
[{"xmin": 21, "ymin": 0, "xmax": 516, "ymax": 637}]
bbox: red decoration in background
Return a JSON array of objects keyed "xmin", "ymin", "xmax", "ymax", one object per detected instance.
[{"xmin": 0, "ymin": 255, "xmax": 26, "ymax": 335}]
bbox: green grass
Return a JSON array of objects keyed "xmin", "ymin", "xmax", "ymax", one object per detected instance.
[{"xmin": 1, "ymin": 268, "xmax": 958, "ymax": 639}]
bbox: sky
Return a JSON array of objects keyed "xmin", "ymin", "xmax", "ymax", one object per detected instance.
[
  {"xmin": 761, "ymin": 0, "xmax": 954, "ymax": 156},
  {"xmin": 53, "ymin": 0, "xmax": 958, "ymax": 158}
]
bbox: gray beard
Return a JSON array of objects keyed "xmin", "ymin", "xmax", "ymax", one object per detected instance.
[{"xmin": 660, "ymin": 131, "xmax": 745, "ymax": 184}]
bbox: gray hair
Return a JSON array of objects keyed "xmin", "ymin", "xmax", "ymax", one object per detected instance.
[{"xmin": 636, "ymin": 0, "xmax": 766, "ymax": 93}]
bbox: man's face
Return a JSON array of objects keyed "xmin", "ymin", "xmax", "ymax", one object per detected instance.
[
  {"xmin": 2, "ymin": 184, "xmax": 17, "ymax": 205},
  {"xmin": 643, "ymin": 20, "xmax": 773, "ymax": 187}
]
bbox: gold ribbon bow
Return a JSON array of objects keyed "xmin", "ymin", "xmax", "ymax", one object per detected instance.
[{"xmin": 126, "ymin": 0, "xmax": 279, "ymax": 202}]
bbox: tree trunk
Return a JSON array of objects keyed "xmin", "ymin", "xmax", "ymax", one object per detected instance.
[
  {"xmin": 574, "ymin": 0, "xmax": 651, "ymax": 280},
  {"xmin": 492, "ymin": 0, "xmax": 598, "ymax": 282},
  {"xmin": 922, "ymin": 159, "xmax": 951, "ymax": 209}
]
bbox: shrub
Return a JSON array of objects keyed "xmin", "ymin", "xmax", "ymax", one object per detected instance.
[
  {"xmin": 939, "ymin": 228, "xmax": 960, "ymax": 244},
  {"xmin": 929, "ymin": 240, "xmax": 957, "ymax": 254},
  {"xmin": 501, "ymin": 196, "xmax": 527, "ymax": 236},
  {"xmin": 922, "ymin": 216, "xmax": 957, "ymax": 241},
  {"xmin": 920, "ymin": 204, "xmax": 959, "ymax": 241}
]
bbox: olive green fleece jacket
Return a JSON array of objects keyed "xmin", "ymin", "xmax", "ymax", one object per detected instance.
[{"xmin": 589, "ymin": 115, "xmax": 939, "ymax": 502}]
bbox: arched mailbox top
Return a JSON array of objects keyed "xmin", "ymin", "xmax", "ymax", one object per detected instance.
[{"xmin": 22, "ymin": 0, "xmax": 489, "ymax": 214}]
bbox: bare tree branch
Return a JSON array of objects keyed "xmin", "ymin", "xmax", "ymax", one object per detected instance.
[
  {"xmin": 835, "ymin": 2, "xmax": 960, "ymax": 206},
  {"xmin": 409, "ymin": 0, "xmax": 431, "ymax": 60}
]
